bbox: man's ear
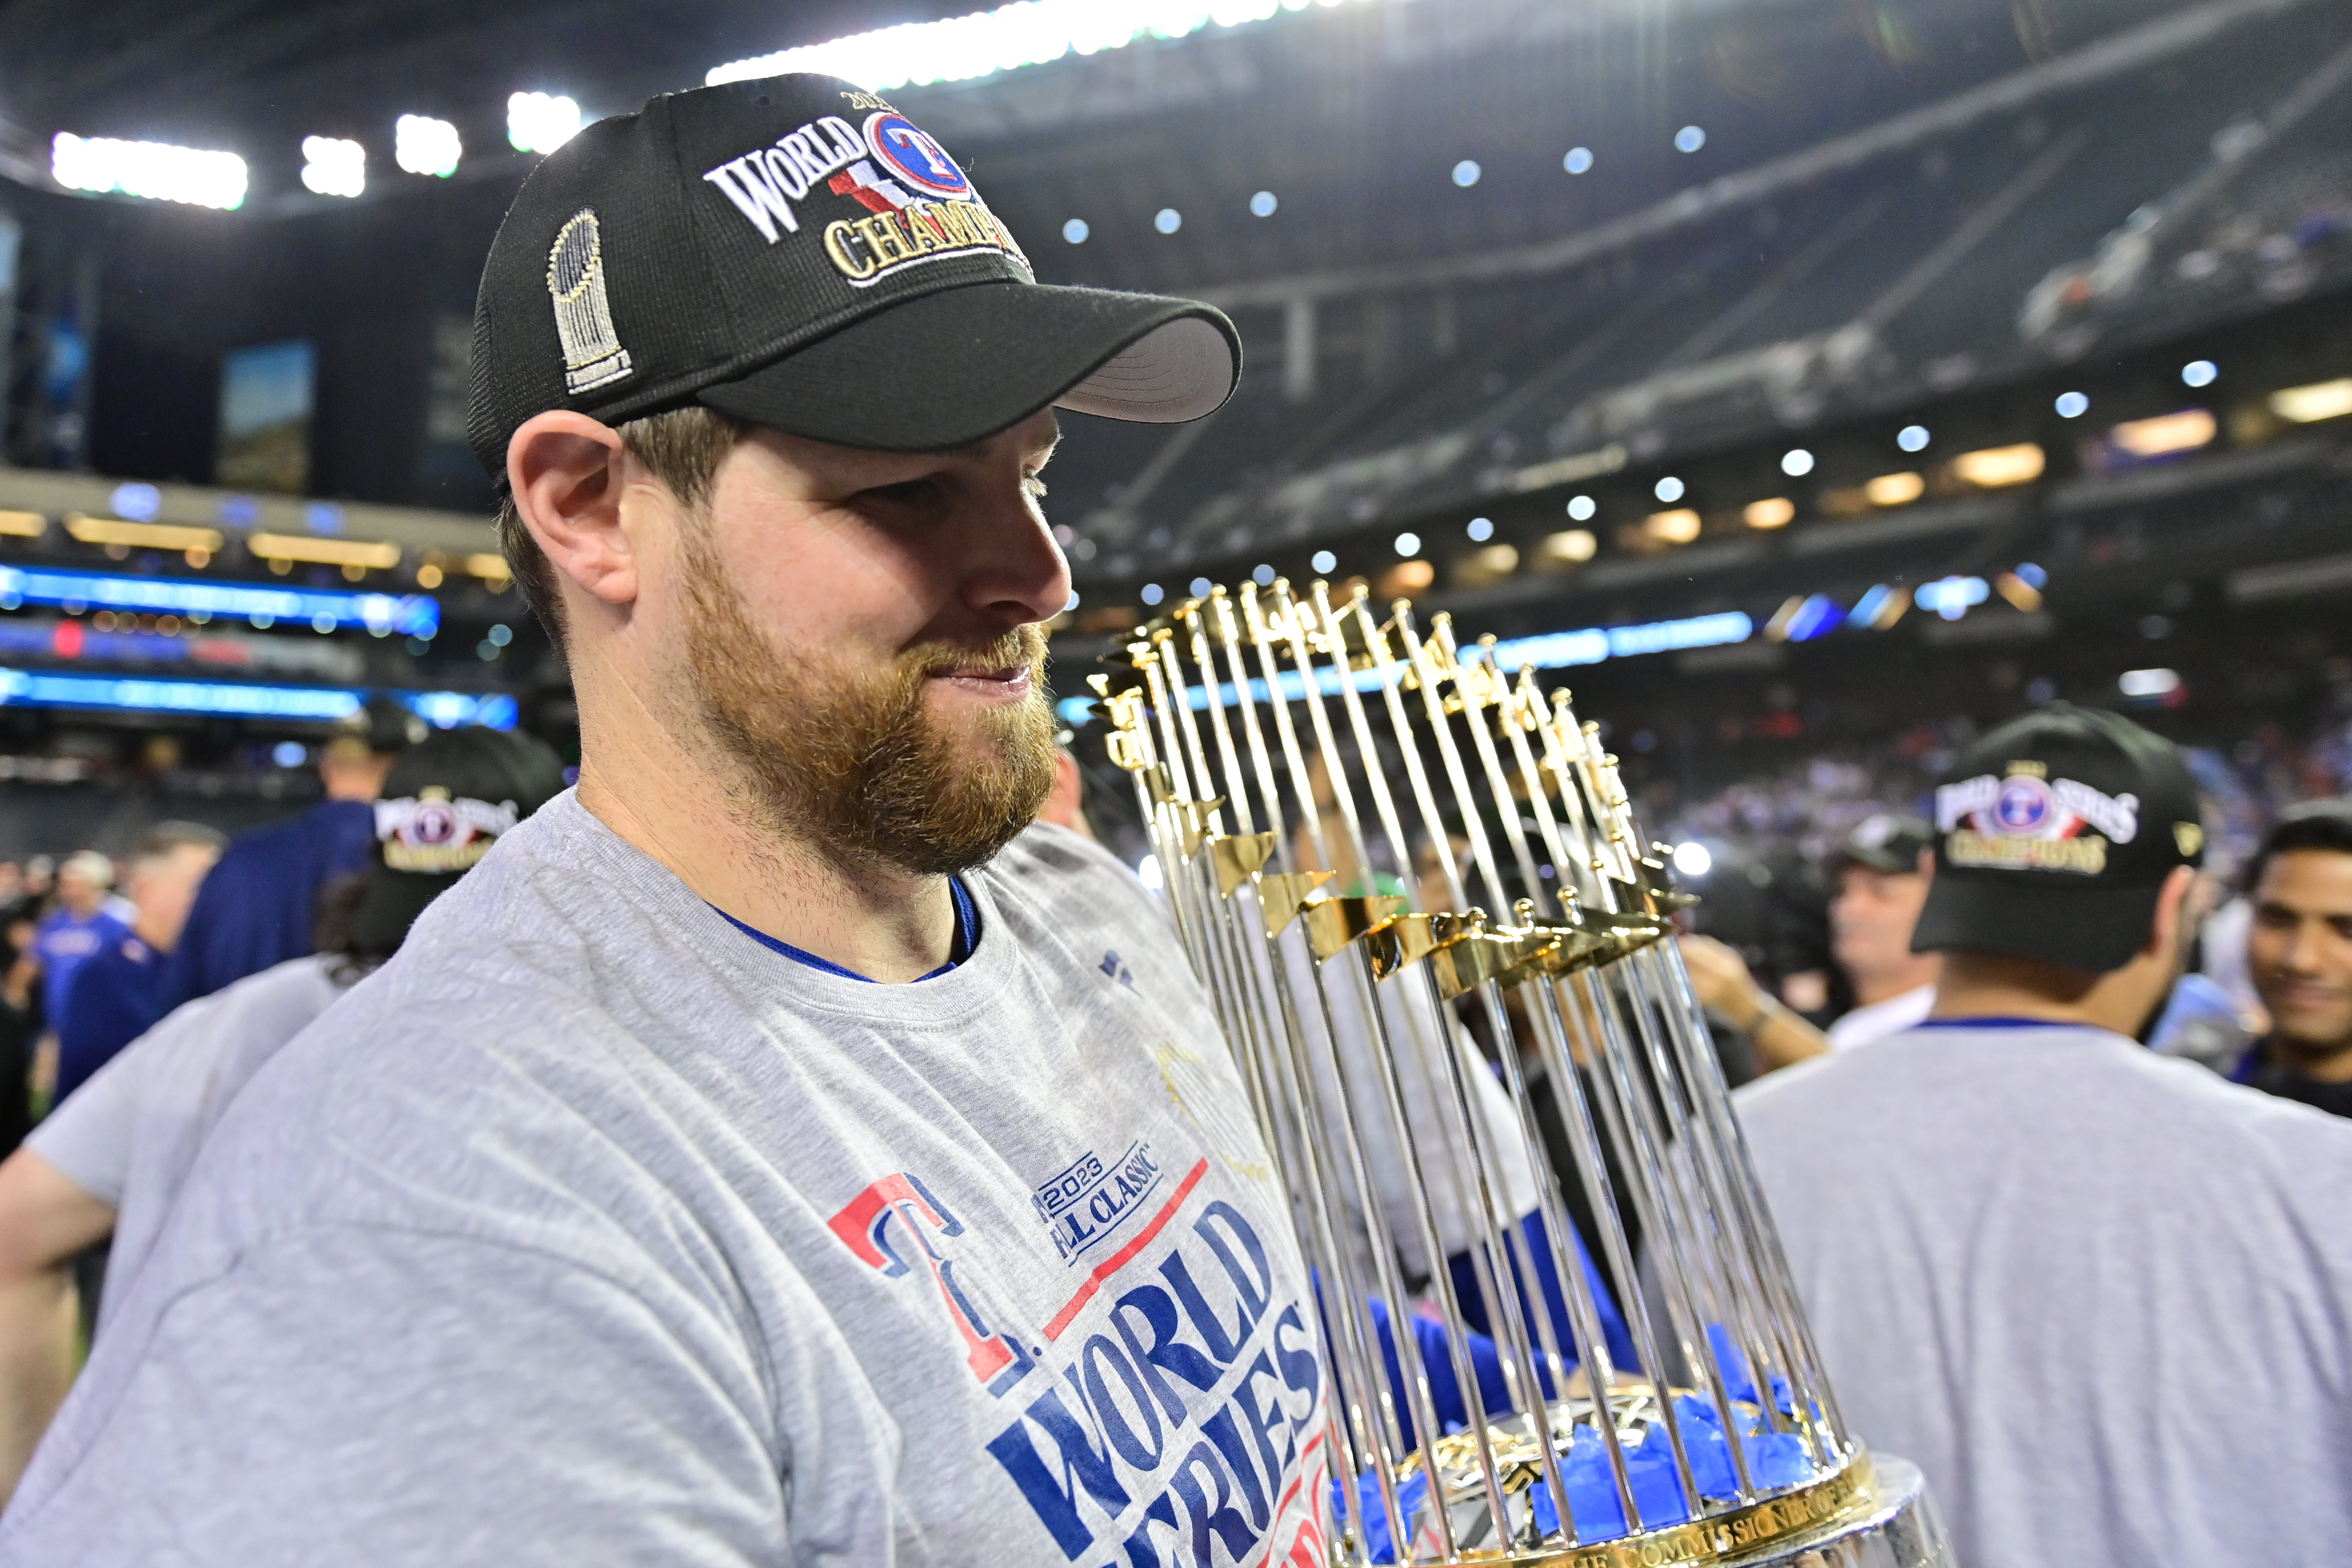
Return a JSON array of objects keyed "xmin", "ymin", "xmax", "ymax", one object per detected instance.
[
  {"xmin": 2146, "ymin": 863, "xmax": 2198, "ymax": 960},
  {"xmin": 509, "ymin": 412, "xmax": 637, "ymax": 608}
]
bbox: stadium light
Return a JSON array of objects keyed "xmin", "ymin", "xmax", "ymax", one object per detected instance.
[
  {"xmin": 1539, "ymin": 529, "xmax": 1596, "ymax": 564},
  {"xmin": 1864, "ymin": 471, "xmax": 1924, "ymax": 506},
  {"xmin": 300, "ymin": 137, "xmax": 365, "ymax": 198},
  {"xmin": 1466, "ymin": 517, "xmax": 1493, "ymax": 541},
  {"xmin": 508, "ymin": 93, "xmax": 582, "ymax": 155},
  {"xmin": 1781, "ymin": 448, "xmax": 1814, "ymax": 476},
  {"xmin": 1672, "ymin": 842, "xmax": 1712, "ymax": 878},
  {"xmin": 1744, "ymin": 497, "xmax": 1795, "ymax": 529},
  {"xmin": 2108, "ymin": 408, "xmax": 2215, "ymax": 458},
  {"xmin": 1140, "ymin": 582, "xmax": 1165, "ymax": 605},
  {"xmin": 1154, "ymin": 207, "xmax": 1181, "ymax": 234},
  {"xmin": 1393, "ymin": 531, "xmax": 1421, "ymax": 557},
  {"xmin": 1061, "ymin": 217, "xmax": 1089, "ymax": 243},
  {"xmin": 1915, "ymin": 575, "xmax": 1989, "ymax": 620},
  {"xmin": 1897, "ymin": 424, "xmax": 1930, "ymax": 452},
  {"xmin": 1849, "ymin": 584, "xmax": 1907, "ymax": 630},
  {"xmin": 51, "ymin": 132, "xmax": 246, "ymax": 210},
  {"xmin": 2180, "ymin": 359, "xmax": 2218, "ymax": 388},
  {"xmin": 708, "ymin": 0, "xmax": 1355, "ymax": 91},
  {"xmin": 1249, "ymin": 190, "xmax": 1277, "ymax": 216},
  {"xmin": 2054, "ymin": 390, "xmax": 2089, "ymax": 418},
  {"xmin": 109, "ymin": 483, "xmax": 162, "ymax": 521},
  {"xmin": 395, "ymin": 115, "xmax": 461, "ymax": 177},
  {"xmin": 1948, "ymin": 442, "xmax": 2045, "ymax": 488},
  {"xmin": 1654, "ymin": 475, "xmax": 1684, "ymax": 502},
  {"xmin": 1566, "ymin": 494, "xmax": 1597, "ymax": 520},
  {"xmin": 1563, "ymin": 146, "xmax": 1594, "ymax": 174},
  {"xmin": 0, "ymin": 565, "xmax": 437, "ymax": 637},
  {"xmin": 2118, "ymin": 668, "xmax": 2181, "ymax": 699},
  {"xmin": 1309, "ymin": 550, "xmax": 1337, "ymax": 573},
  {"xmin": 1452, "ymin": 160, "xmax": 1481, "ymax": 187},
  {"xmin": 1674, "ymin": 125, "xmax": 1707, "ymax": 153},
  {"xmin": 2271, "ymin": 377, "xmax": 2352, "ymax": 424},
  {"xmin": 1642, "ymin": 509, "xmax": 1700, "ymax": 545}
]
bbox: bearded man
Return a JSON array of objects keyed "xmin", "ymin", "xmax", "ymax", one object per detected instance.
[{"xmin": 0, "ymin": 79, "xmax": 1325, "ymax": 1568}]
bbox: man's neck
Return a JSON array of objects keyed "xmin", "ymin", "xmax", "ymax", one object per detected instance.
[
  {"xmin": 1928, "ymin": 951, "xmax": 2157, "ymax": 1038},
  {"xmin": 1852, "ymin": 959, "xmax": 1937, "ymax": 1009},
  {"xmin": 571, "ymin": 683, "xmax": 958, "ymax": 984},
  {"xmin": 2264, "ymin": 1034, "xmax": 2352, "ymax": 1085}
]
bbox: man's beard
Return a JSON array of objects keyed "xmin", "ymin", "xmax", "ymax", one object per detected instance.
[{"xmin": 678, "ymin": 532, "xmax": 1057, "ymax": 877}]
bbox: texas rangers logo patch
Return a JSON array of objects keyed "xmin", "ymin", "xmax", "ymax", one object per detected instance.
[{"xmin": 863, "ymin": 112, "xmax": 971, "ymax": 199}]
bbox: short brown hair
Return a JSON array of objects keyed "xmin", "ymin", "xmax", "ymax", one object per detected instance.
[{"xmin": 495, "ymin": 405, "xmax": 747, "ymax": 654}]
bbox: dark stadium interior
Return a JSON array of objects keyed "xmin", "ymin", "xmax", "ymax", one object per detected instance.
[{"xmin": 0, "ymin": 0, "xmax": 2347, "ymax": 885}]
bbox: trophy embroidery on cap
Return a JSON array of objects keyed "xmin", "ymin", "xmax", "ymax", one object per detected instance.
[{"xmin": 546, "ymin": 209, "xmax": 633, "ymax": 394}]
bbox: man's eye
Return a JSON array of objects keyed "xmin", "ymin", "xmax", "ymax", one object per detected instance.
[{"xmin": 871, "ymin": 477, "xmax": 943, "ymax": 506}]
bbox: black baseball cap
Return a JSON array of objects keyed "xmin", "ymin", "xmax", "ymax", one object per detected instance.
[
  {"xmin": 1834, "ymin": 814, "xmax": 1935, "ymax": 876},
  {"xmin": 1911, "ymin": 703, "xmax": 2205, "ymax": 973},
  {"xmin": 345, "ymin": 727, "xmax": 569, "ymax": 954},
  {"xmin": 468, "ymin": 76, "xmax": 1241, "ymax": 478}
]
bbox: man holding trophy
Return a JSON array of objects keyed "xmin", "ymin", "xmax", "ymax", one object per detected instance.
[{"xmin": 0, "ymin": 78, "xmax": 1327, "ymax": 1567}]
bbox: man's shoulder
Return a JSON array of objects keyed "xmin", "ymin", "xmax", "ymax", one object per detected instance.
[{"xmin": 984, "ymin": 822, "xmax": 1153, "ymax": 919}]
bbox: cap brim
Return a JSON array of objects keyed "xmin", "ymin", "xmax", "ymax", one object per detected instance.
[
  {"xmin": 697, "ymin": 282, "xmax": 1239, "ymax": 452},
  {"xmin": 1910, "ymin": 873, "xmax": 2163, "ymax": 973},
  {"xmin": 1835, "ymin": 847, "xmax": 1913, "ymax": 875}
]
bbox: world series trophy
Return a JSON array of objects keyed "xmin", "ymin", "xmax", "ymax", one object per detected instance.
[{"xmin": 1089, "ymin": 580, "xmax": 1952, "ymax": 1567}]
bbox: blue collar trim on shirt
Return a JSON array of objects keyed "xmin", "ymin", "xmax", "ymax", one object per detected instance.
[
  {"xmin": 713, "ymin": 876, "xmax": 979, "ymax": 984},
  {"xmin": 1911, "ymin": 1016, "xmax": 2079, "ymax": 1030}
]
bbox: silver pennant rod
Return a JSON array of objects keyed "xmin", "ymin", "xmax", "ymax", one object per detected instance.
[{"xmin": 1090, "ymin": 578, "xmax": 1859, "ymax": 1565}]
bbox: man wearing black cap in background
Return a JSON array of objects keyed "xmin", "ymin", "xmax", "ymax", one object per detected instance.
[
  {"xmin": 0, "ymin": 726, "xmax": 566, "ymax": 1505},
  {"xmin": 1734, "ymin": 704, "xmax": 2352, "ymax": 1568},
  {"xmin": 1819, "ymin": 814, "xmax": 1939, "ymax": 1051},
  {"xmin": 2, "ymin": 78, "xmax": 1320, "ymax": 1568},
  {"xmin": 157, "ymin": 700, "xmax": 416, "ymax": 1010}
]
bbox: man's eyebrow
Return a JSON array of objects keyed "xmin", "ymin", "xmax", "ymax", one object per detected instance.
[{"xmin": 925, "ymin": 416, "xmax": 1061, "ymax": 467}]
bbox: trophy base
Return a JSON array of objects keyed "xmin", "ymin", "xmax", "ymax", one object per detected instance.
[
  {"xmin": 1397, "ymin": 1450, "xmax": 1951, "ymax": 1568},
  {"xmin": 1697, "ymin": 1453, "xmax": 1950, "ymax": 1568}
]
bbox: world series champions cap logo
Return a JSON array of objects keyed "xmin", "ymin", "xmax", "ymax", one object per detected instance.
[
  {"xmin": 546, "ymin": 209, "xmax": 633, "ymax": 395},
  {"xmin": 699, "ymin": 95, "xmax": 1029, "ymax": 290}
]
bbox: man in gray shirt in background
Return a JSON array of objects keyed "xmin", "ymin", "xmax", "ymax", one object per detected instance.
[
  {"xmin": 1737, "ymin": 704, "xmax": 2352, "ymax": 1568},
  {"xmin": 2, "ymin": 76, "xmax": 1326, "ymax": 1568}
]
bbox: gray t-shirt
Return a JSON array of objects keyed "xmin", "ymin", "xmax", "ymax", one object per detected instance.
[
  {"xmin": 28, "ymin": 954, "xmax": 347, "ymax": 1328},
  {"xmin": 1, "ymin": 799, "xmax": 1327, "ymax": 1568},
  {"xmin": 1734, "ymin": 1020, "xmax": 2352, "ymax": 1568}
]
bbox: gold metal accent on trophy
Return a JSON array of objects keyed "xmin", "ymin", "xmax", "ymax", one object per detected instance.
[
  {"xmin": 1171, "ymin": 797, "xmax": 1227, "ymax": 857},
  {"xmin": 1210, "ymin": 831, "xmax": 1277, "ymax": 896},
  {"xmin": 1256, "ymin": 870, "xmax": 1337, "ymax": 938},
  {"xmin": 1302, "ymin": 894, "xmax": 1408, "ymax": 961}
]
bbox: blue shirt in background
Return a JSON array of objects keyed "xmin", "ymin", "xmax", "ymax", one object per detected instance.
[
  {"xmin": 35, "ymin": 905, "xmax": 132, "ymax": 1036},
  {"xmin": 55, "ymin": 934, "xmax": 168, "ymax": 1104},
  {"xmin": 160, "ymin": 800, "xmax": 376, "ymax": 1011}
]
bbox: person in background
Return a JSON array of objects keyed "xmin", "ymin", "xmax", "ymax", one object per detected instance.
[
  {"xmin": 0, "ymin": 728, "xmax": 566, "ymax": 1505},
  {"xmin": 29, "ymin": 856, "xmax": 134, "ymax": 1065},
  {"xmin": 2232, "ymin": 798, "xmax": 2352, "ymax": 1116},
  {"xmin": 1677, "ymin": 933, "xmax": 1830, "ymax": 1070},
  {"xmin": 0, "ymin": 907, "xmax": 43, "ymax": 1162},
  {"xmin": 52, "ymin": 826, "xmax": 226, "ymax": 1108},
  {"xmin": 1034, "ymin": 741, "xmax": 1094, "ymax": 840},
  {"xmin": 1820, "ymin": 814, "xmax": 1939, "ymax": 1051},
  {"xmin": 1735, "ymin": 704, "xmax": 2352, "ymax": 1568},
  {"xmin": 159, "ymin": 703, "xmax": 414, "ymax": 1009}
]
